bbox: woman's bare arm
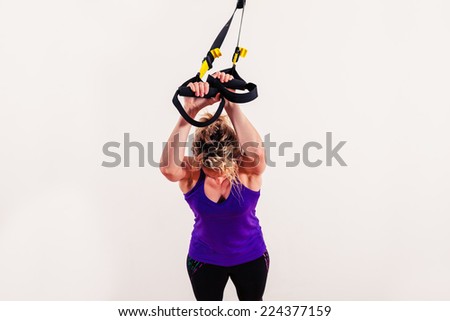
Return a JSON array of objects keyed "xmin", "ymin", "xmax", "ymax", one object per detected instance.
[
  {"xmin": 159, "ymin": 113, "xmax": 195, "ymax": 182},
  {"xmin": 160, "ymin": 83, "xmax": 220, "ymax": 182},
  {"xmin": 224, "ymin": 101, "xmax": 266, "ymax": 175},
  {"xmin": 204, "ymin": 71, "xmax": 265, "ymax": 175}
]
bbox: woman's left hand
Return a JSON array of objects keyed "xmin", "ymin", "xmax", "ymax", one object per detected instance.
[
  {"xmin": 184, "ymin": 81, "xmax": 220, "ymax": 115},
  {"xmin": 211, "ymin": 71, "xmax": 234, "ymax": 83},
  {"xmin": 184, "ymin": 72, "xmax": 237, "ymax": 115},
  {"xmin": 211, "ymin": 72, "xmax": 238, "ymax": 109}
]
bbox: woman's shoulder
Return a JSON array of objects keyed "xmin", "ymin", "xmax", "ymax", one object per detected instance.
[
  {"xmin": 238, "ymin": 170, "xmax": 262, "ymax": 192},
  {"xmin": 179, "ymin": 157, "xmax": 202, "ymax": 194},
  {"xmin": 237, "ymin": 155, "xmax": 264, "ymax": 192},
  {"xmin": 178, "ymin": 158, "xmax": 263, "ymax": 194}
]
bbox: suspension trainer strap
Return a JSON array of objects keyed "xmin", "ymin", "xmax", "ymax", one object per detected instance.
[
  {"xmin": 199, "ymin": 1, "xmax": 244, "ymax": 79},
  {"xmin": 172, "ymin": 0, "xmax": 258, "ymax": 127}
]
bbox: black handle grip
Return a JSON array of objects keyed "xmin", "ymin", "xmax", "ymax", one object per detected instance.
[
  {"xmin": 177, "ymin": 78, "xmax": 247, "ymax": 98},
  {"xmin": 205, "ymin": 77, "xmax": 247, "ymax": 90},
  {"xmin": 178, "ymin": 86, "xmax": 219, "ymax": 98},
  {"xmin": 218, "ymin": 78, "xmax": 247, "ymax": 89},
  {"xmin": 215, "ymin": 81, "xmax": 258, "ymax": 103}
]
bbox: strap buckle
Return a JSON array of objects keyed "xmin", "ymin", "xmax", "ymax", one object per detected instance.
[
  {"xmin": 199, "ymin": 48, "xmax": 222, "ymax": 78},
  {"xmin": 232, "ymin": 47, "xmax": 248, "ymax": 64}
]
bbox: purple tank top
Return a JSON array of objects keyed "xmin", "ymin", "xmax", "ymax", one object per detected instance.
[{"xmin": 184, "ymin": 168, "xmax": 267, "ymax": 267}]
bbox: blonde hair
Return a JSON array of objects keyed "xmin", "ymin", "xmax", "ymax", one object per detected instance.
[{"xmin": 192, "ymin": 112, "xmax": 243, "ymax": 198}]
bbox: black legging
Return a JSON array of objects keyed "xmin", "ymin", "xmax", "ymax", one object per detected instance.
[{"xmin": 186, "ymin": 251, "xmax": 270, "ymax": 301}]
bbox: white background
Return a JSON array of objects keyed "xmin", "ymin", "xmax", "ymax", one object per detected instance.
[{"xmin": 1, "ymin": 0, "xmax": 449, "ymax": 300}]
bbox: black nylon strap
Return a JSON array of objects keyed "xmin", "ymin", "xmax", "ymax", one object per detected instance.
[
  {"xmin": 172, "ymin": 76, "xmax": 226, "ymax": 127},
  {"xmin": 172, "ymin": 0, "xmax": 257, "ymax": 128},
  {"xmin": 172, "ymin": 92, "xmax": 226, "ymax": 127},
  {"xmin": 206, "ymin": 0, "xmax": 246, "ymax": 70},
  {"xmin": 172, "ymin": 75, "xmax": 226, "ymax": 127},
  {"xmin": 210, "ymin": 12, "xmax": 236, "ymax": 52}
]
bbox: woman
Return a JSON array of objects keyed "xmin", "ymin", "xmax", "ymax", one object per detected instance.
[{"xmin": 160, "ymin": 72, "xmax": 269, "ymax": 301}]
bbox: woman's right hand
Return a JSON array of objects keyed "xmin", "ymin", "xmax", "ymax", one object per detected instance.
[{"xmin": 184, "ymin": 82, "xmax": 221, "ymax": 115}]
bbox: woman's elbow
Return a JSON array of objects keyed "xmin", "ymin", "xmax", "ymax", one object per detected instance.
[
  {"xmin": 160, "ymin": 166, "xmax": 183, "ymax": 182},
  {"xmin": 253, "ymin": 151, "xmax": 266, "ymax": 174},
  {"xmin": 242, "ymin": 150, "xmax": 266, "ymax": 175}
]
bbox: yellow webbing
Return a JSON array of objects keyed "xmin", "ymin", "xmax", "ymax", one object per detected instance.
[{"xmin": 199, "ymin": 48, "xmax": 222, "ymax": 78}]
